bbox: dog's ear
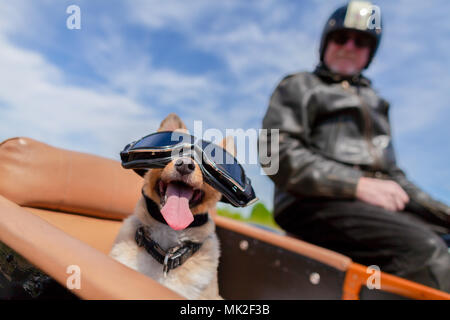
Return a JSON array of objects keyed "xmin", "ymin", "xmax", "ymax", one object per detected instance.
[
  {"xmin": 219, "ymin": 136, "xmax": 237, "ymax": 157},
  {"xmin": 158, "ymin": 113, "xmax": 188, "ymax": 133}
]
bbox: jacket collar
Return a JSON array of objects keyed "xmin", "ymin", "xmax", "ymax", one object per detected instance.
[{"xmin": 313, "ymin": 63, "xmax": 372, "ymax": 87}]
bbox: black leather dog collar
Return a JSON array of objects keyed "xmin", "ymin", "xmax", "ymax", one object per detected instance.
[
  {"xmin": 142, "ymin": 189, "xmax": 209, "ymax": 228},
  {"xmin": 135, "ymin": 226, "xmax": 202, "ymax": 276}
]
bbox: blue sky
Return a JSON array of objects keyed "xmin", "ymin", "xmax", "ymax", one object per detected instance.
[{"xmin": 0, "ymin": 0, "xmax": 449, "ymax": 215}]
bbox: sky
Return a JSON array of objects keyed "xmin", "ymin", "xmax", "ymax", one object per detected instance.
[{"xmin": 0, "ymin": 0, "xmax": 449, "ymax": 215}]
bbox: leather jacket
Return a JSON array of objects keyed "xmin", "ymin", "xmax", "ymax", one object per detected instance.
[{"xmin": 259, "ymin": 64, "xmax": 450, "ymax": 230}]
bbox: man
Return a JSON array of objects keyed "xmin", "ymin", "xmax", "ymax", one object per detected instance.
[{"xmin": 259, "ymin": 1, "xmax": 450, "ymax": 292}]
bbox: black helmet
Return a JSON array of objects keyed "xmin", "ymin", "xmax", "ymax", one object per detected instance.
[{"xmin": 319, "ymin": 1, "xmax": 382, "ymax": 69}]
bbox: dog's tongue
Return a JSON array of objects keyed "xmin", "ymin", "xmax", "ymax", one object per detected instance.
[{"xmin": 160, "ymin": 183, "xmax": 194, "ymax": 230}]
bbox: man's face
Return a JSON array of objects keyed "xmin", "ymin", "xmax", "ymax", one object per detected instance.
[{"xmin": 324, "ymin": 30, "xmax": 373, "ymax": 76}]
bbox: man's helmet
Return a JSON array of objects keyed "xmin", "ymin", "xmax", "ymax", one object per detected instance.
[{"xmin": 319, "ymin": 1, "xmax": 383, "ymax": 69}]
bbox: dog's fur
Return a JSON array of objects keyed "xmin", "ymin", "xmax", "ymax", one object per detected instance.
[{"xmin": 110, "ymin": 114, "xmax": 234, "ymax": 299}]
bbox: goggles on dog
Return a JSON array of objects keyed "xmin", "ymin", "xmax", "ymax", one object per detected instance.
[{"xmin": 120, "ymin": 131, "xmax": 258, "ymax": 207}]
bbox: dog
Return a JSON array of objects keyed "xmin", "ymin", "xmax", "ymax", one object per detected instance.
[{"xmin": 110, "ymin": 114, "xmax": 234, "ymax": 300}]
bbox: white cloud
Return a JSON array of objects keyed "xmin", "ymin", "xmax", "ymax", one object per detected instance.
[
  {"xmin": 0, "ymin": 0, "xmax": 448, "ymax": 209},
  {"xmin": 0, "ymin": 1, "xmax": 227, "ymax": 158},
  {"xmin": 0, "ymin": 33, "xmax": 157, "ymax": 158}
]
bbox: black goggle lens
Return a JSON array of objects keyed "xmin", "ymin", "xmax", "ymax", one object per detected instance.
[
  {"xmin": 127, "ymin": 132, "xmax": 247, "ymax": 189},
  {"xmin": 199, "ymin": 140, "xmax": 246, "ymax": 188}
]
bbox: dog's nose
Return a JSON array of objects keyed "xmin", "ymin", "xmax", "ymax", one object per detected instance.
[{"xmin": 174, "ymin": 158, "xmax": 195, "ymax": 175}]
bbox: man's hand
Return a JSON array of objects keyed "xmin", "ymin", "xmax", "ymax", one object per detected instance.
[{"xmin": 356, "ymin": 177, "xmax": 410, "ymax": 212}]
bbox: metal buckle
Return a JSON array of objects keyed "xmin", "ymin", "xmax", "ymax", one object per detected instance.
[
  {"xmin": 162, "ymin": 254, "xmax": 170, "ymax": 278},
  {"xmin": 163, "ymin": 246, "xmax": 182, "ymax": 278},
  {"xmin": 135, "ymin": 227, "xmax": 144, "ymax": 247}
]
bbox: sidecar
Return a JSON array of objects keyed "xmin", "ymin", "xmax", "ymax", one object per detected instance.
[{"xmin": 0, "ymin": 137, "xmax": 448, "ymax": 300}]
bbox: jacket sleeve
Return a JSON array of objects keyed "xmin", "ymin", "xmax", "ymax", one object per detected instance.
[
  {"xmin": 259, "ymin": 75, "xmax": 363, "ymax": 198},
  {"xmin": 388, "ymin": 164, "xmax": 450, "ymax": 228}
]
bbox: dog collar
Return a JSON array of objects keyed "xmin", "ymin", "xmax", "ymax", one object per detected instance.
[
  {"xmin": 142, "ymin": 189, "xmax": 209, "ymax": 228},
  {"xmin": 135, "ymin": 226, "xmax": 202, "ymax": 276}
]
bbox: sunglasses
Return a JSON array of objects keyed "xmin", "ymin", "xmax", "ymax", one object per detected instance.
[
  {"xmin": 329, "ymin": 31, "xmax": 374, "ymax": 48},
  {"xmin": 120, "ymin": 131, "xmax": 258, "ymax": 207}
]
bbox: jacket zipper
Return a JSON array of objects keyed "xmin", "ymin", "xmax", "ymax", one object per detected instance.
[{"xmin": 356, "ymin": 91, "xmax": 382, "ymax": 170}]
